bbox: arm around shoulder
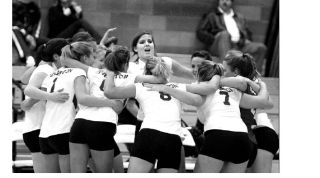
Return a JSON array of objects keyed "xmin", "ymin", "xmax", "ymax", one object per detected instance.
[
  {"xmin": 239, "ymin": 81, "xmax": 273, "ymax": 109},
  {"xmin": 187, "ymin": 75, "xmax": 220, "ymax": 95},
  {"xmin": 103, "ymin": 72, "xmax": 136, "ymax": 99}
]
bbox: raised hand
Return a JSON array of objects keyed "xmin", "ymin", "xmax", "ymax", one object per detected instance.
[{"xmin": 100, "ymin": 27, "xmax": 117, "ymax": 46}]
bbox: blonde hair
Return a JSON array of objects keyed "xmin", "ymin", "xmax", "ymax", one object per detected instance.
[
  {"xmin": 145, "ymin": 58, "xmax": 171, "ymax": 82},
  {"xmin": 61, "ymin": 41, "xmax": 94, "ymax": 62}
]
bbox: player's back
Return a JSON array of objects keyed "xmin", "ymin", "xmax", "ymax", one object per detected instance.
[
  {"xmin": 198, "ymin": 86, "xmax": 247, "ymax": 133},
  {"xmin": 76, "ymin": 69, "xmax": 136, "ymax": 123},
  {"xmin": 135, "ymin": 83, "xmax": 184, "ymax": 136},
  {"xmin": 40, "ymin": 67, "xmax": 86, "ymax": 138}
]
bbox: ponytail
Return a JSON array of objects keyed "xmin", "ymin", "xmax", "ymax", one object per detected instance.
[
  {"xmin": 243, "ymin": 53, "xmax": 260, "ymax": 80},
  {"xmin": 104, "ymin": 46, "xmax": 130, "ymax": 74},
  {"xmin": 146, "ymin": 58, "xmax": 171, "ymax": 82},
  {"xmin": 224, "ymin": 50, "xmax": 258, "ymax": 80},
  {"xmin": 61, "ymin": 42, "xmax": 94, "ymax": 62},
  {"xmin": 198, "ymin": 62, "xmax": 223, "ymax": 82},
  {"xmin": 35, "ymin": 44, "xmax": 46, "ymax": 66},
  {"xmin": 35, "ymin": 38, "xmax": 68, "ymax": 64}
]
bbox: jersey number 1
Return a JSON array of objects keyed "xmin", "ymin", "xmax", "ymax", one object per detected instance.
[
  {"xmin": 50, "ymin": 78, "xmax": 58, "ymax": 93},
  {"xmin": 219, "ymin": 91, "xmax": 230, "ymax": 105}
]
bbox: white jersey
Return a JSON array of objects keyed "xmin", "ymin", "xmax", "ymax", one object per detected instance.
[
  {"xmin": 254, "ymin": 109, "xmax": 275, "ymax": 130},
  {"xmin": 76, "ymin": 67, "xmax": 136, "ymax": 124},
  {"xmin": 135, "ymin": 82, "xmax": 185, "ymax": 136},
  {"xmin": 127, "ymin": 56, "xmax": 173, "ymax": 120},
  {"xmin": 197, "ymin": 87, "xmax": 248, "ymax": 133},
  {"xmin": 39, "ymin": 67, "xmax": 86, "ymax": 138},
  {"xmin": 23, "ymin": 64, "xmax": 55, "ymax": 133}
]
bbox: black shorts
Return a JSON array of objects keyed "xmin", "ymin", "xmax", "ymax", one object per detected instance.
[
  {"xmin": 253, "ymin": 126, "xmax": 279, "ymax": 155},
  {"xmin": 200, "ymin": 129, "xmax": 251, "ymax": 164},
  {"xmin": 118, "ymin": 107, "xmax": 137, "ymax": 125},
  {"xmin": 69, "ymin": 119, "xmax": 116, "ymax": 151},
  {"xmin": 132, "ymin": 128, "xmax": 182, "ymax": 170},
  {"xmin": 23, "ymin": 129, "xmax": 41, "ymax": 153},
  {"xmin": 88, "ymin": 139, "xmax": 120, "ymax": 158},
  {"xmin": 39, "ymin": 133, "xmax": 70, "ymax": 155}
]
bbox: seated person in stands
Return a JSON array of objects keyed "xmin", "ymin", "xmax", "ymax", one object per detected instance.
[
  {"xmin": 196, "ymin": 0, "xmax": 267, "ymax": 74},
  {"xmin": 48, "ymin": 0, "xmax": 102, "ymax": 41},
  {"xmin": 12, "ymin": 0, "xmax": 49, "ymax": 66}
]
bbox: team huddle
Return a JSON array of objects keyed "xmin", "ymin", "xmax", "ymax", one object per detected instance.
[{"xmin": 20, "ymin": 29, "xmax": 279, "ymax": 173}]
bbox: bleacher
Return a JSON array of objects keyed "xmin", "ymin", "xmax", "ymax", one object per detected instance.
[{"xmin": 12, "ymin": 53, "xmax": 279, "ymax": 173}]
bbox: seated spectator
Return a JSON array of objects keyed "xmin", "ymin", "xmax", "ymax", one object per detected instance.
[
  {"xmin": 48, "ymin": 0, "xmax": 102, "ymax": 41},
  {"xmin": 12, "ymin": 0, "xmax": 49, "ymax": 66},
  {"xmin": 196, "ymin": 0, "xmax": 267, "ymax": 74}
]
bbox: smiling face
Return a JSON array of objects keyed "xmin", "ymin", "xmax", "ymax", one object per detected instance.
[{"xmin": 134, "ymin": 34, "xmax": 155, "ymax": 60}]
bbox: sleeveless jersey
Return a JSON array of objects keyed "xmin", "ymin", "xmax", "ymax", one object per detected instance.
[
  {"xmin": 197, "ymin": 86, "xmax": 248, "ymax": 133},
  {"xmin": 75, "ymin": 67, "xmax": 137, "ymax": 124},
  {"xmin": 135, "ymin": 83, "xmax": 185, "ymax": 136},
  {"xmin": 39, "ymin": 67, "xmax": 86, "ymax": 138},
  {"xmin": 23, "ymin": 64, "xmax": 55, "ymax": 133},
  {"xmin": 127, "ymin": 56, "xmax": 173, "ymax": 121}
]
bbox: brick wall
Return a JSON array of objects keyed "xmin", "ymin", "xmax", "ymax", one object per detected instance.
[{"xmin": 26, "ymin": 0, "xmax": 275, "ymax": 54}]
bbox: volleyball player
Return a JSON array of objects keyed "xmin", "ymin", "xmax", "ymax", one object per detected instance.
[
  {"xmin": 37, "ymin": 41, "xmax": 115, "ymax": 172},
  {"xmin": 63, "ymin": 45, "xmax": 168, "ymax": 172},
  {"xmin": 220, "ymin": 50, "xmax": 279, "ymax": 172},
  {"xmin": 145, "ymin": 61, "xmax": 273, "ymax": 172},
  {"xmin": 21, "ymin": 38, "xmax": 70, "ymax": 172},
  {"xmin": 67, "ymin": 30, "xmax": 126, "ymax": 173},
  {"xmin": 126, "ymin": 31, "xmax": 195, "ymax": 172},
  {"xmin": 103, "ymin": 48, "xmax": 200, "ymax": 173},
  {"xmin": 52, "ymin": 42, "xmax": 123, "ymax": 173}
]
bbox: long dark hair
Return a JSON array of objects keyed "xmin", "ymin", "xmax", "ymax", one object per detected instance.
[
  {"xmin": 224, "ymin": 50, "xmax": 260, "ymax": 80},
  {"xmin": 191, "ymin": 50, "xmax": 213, "ymax": 61},
  {"xmin": 36, "ymin": 38, "xmax": 68, "ymax": 65},
  {"xmin": 71, "ymin": 31, "xmax": 96, "ymax": 43},
  {"xmin": 198, "ymin": 62, "xmax": 224, "ymax": 82},
  {"xmin": 104, "ymin": 46, "xmax": 130, "ymax": 74}
]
